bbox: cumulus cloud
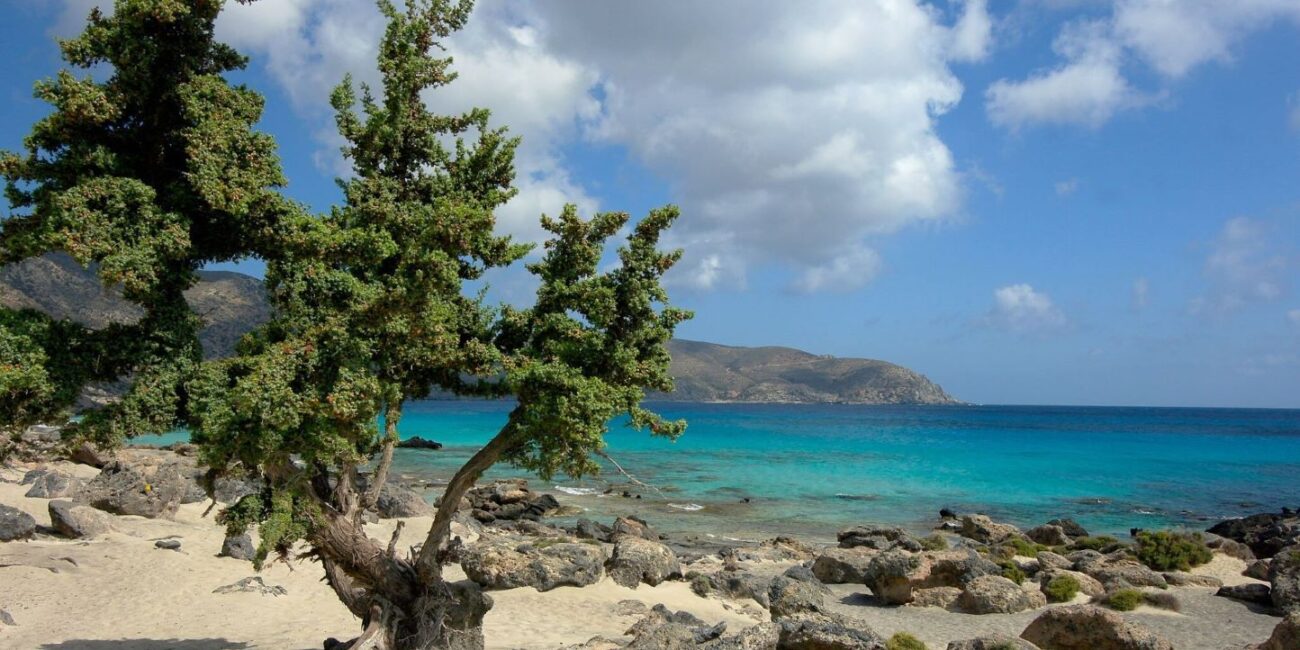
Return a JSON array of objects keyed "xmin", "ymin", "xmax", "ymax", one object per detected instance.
[
  {"xmin": 949, "ymin": 0, "xmax": 995, "ymax": 63},
  {"xmin": 988, "ymin": 1, "xmax": 1300, "ymax": 129},
  {"xmin": 986, "ymin": 283, "xmax": 1068, "ymax": 333},
  {"xmin": 1192, "ymin": 217, "xmax": 1290, "ymax": 314}
]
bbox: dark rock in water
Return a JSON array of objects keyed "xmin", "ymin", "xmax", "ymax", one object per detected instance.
[
  {"xmin": 940, "ymin": 507, "xmax": 957, "ymax": 519},
  {"xmin": 24, "ymin": 471, "xmax": 82, "ymax": 499},
  {"xmin": 1207, "ymin": 511, "xmax": 1300, "ymax": 559},
  {"xmin": 1046, "ymin": 518, "xmax": 1089, "ymax": 538},
  {"xmin": 1215, "ymin": 583, "xmax": 1272, "ymax": 605},
  {"xmin": 155, "ymin": 538, "xmax": 182, "ymax": 550},
  {"xmin": 0, "ymin": 504, "xmax": 36, "ymax": 542},
  {"xmin": 221, "ymin": 533, "xmax": 256, "ymax": 561},
  {"xmin": 396, "ymin": 436, "xmax": 442, "ymax": 450},
  {"xmin": 48, "ymin": 500, "xmax": 112, "ymax": 538}
]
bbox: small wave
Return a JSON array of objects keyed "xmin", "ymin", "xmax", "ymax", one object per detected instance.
[
  {"xmin": 554, "ymin": 486, "xmax": 601, "ymax": 496},
  {"xmin": 668, "ymin": 503, "xmax": 705, "ymax": 512}
]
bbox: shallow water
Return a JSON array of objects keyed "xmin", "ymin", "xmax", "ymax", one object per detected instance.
[{"xmin": 138, "ymin": 401, "xmax": 1300, "ymax": 542}]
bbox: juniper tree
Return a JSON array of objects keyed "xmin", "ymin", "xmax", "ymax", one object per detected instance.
[
  {"xmin": 186, "ymin": 1, "xmax": 690, "ymax": 648},
  {"xmin": 0, "ymin": 0, "xmax": 287, "ymax": 450}
]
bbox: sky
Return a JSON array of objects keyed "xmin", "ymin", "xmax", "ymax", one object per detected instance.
[{"xmin": 2, "ymin": 0, "xmax": 1299, "ymax": 408}]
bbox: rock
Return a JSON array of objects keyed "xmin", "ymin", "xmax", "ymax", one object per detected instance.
[
  {"xmin": 1270, "ymin": 545, "xmax": 1300, "ymax": 612},
  {"xmin": 48, "ymin": 500, "xmax": 112, "ymax": 538},
  {"xmin": 767, "ymin": 576, "xmax": 826, "ymax": 619},
  {"xmin": 912, "ymin": 586, "xmax": 962, "ymax": 609},
  {"xmin": 574, "ymin": 518, "xmax": 613, "ymax": 542},
  {"xmin": 782, "ymin": 565, "xmax": 823, "ymax": 585},
  {"xmin": 612, "ymin": 516, "xmax": 660, "ymax": 541},
  {"xmin": 68, "ymin": 442, "xmax": 110, "ymax": 468},
  {"xmin": 221, "ymin": 533, "xmax": 256, "ymax": 561},
  {"xmin": 461, "ymin": 538, "xmax": 604, "ymax": 591},
  {"xmin": 463, "ymin": 479, "xmax": 561, "ymax": 523},
  {"xmin": 1036, "ymin": 551, "xmax": 1073, "ymax": 571},
  {"xmin": 706, "ymin": 622, "xmax": 780, "ymax": 650},
  {"xmin": 811, "ymin": 547, "xmax": 877, "ymax": 584},
  {"xmin": 863, "ymin": 550, "xmax": 928, "ymax": 605},
  {"xmin": 1161, "ymin": 571, "xmax": 1221, "ymax": 588},
  {"xmin": 396, "ymin": 436, "xmax": 443, "ymax": 450},
  {"xmin": 607, "ymin": 536, "xmax": 681, "ymax": 588},
  {"xmin": 375, "ymin": 484, "xmax": 433, "ymax": 518},
  {"xmin": 24, "ymin": 471, "xmax": 82, "ymax": 499},
  {"xmin": 775, "ymin": 611, "xmax": 886, "ymax": 649},
  {"xmin": 1252, "ymin": 611, "xmax": 1300, "ymax": 650},
  {"xmin": 958, "ymin": 575, "xmax": 1046, "ymax": 614},
  {"xmin": 1019, "ymin": 605, "xmax": 1174, "ymax": 650},
  {"xmin": 961, "ymin": 514, "xmax": 1020, "ymax": 544},
  {"xmin": 1216, "ymin": 583, "xmax": 1272, "ymax": 605},
  {"xmin": 1047, "ymin": 519, "xmax": 1089, "ymax": 538},
  {"xmin": 78, "ymin": 459, "xmax": 188, "ymax": 518},
  {"xmin": 690, "ymin": 571, "xmax": 771, "ymax": 607},
  {"xmin": 1037, "ymin": 569, "xmax": 1105, "ymax": 598},
  {"xmin": 758, "ymin": 536, "xmax": 818, "ymax": 562},
  {"xmin": 1245, "ymin": 559, "xmax": 1272, "ymax": 581},
  {"xmin": 155, "ymin": 538, "xmax": 182, "ymax": 550},
  {"xmin": 947, "ymin": 635, "xmax": 1041, "ymax": 650},
  {"xmin": 940, "ymin": 508, "xmax": 958, "ymax": 519},
  {"xmin": 925, "ymin": 549, "xmax": 1001, "ymax": 587},
  {"xmin": 213, "ymin": 576, "xmax": 287, "ymax": 596},
  {"xmin": 1087, "ymin": 560, "xmax": 1168, "ymax": 590},
  {"xmin": 1205, "ymin": 534, "xmax": 1257, "ymax": 562},
  {"xmin": 1026, "ymin": 525, "xmax": 1071, "ymax": 547},
  {"xmin": 837, "ymin": 525, "xmax": 921, "ymax": 552},
  {"xmin": 0, "ymin": 504, "xmax": 36, "ymax": 541},
  {"xmin": 0, "ymin": 609, "xmax": 14, "ymax": 626},
  {"xmin": 1208, "ymin": 511, "xmax": 1300, "ymax": 559}
]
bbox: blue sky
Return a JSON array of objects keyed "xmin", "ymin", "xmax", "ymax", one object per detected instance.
[{"xmin": 2, "ymin": 0, "xmax": 1299, "ymax": 408}]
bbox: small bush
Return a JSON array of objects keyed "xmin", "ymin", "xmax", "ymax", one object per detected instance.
[
  {"xmin": 1135, "ymin": 530, "xmax": 1212, "ymax": 572},
  {"xmin": 1004, "ymin": 536, "xmax": 1048, "ymax": 557},
  {"xmin": 1101, "ymin": 588, "xmax": 1144, "ymax": 611},
  {"xmin": 998, "ymin": 560, "xmax": 1026, "ymax": 585},
  {"xmin": 1044, "ymin": 574, "xmax": 1081, "ymax": 602},
  {"xmin": 886, "ymin": 632, "xmax": 928, "ymax": 650},
  {"xmin": 1143, "ymin": 590, "xmax": 1181, "ymax": 612},
  {"xmin": 920, "ymin": 534, "xmax": 948, "ymax": 551},
  {"xmin": 1071, "ymin": 535, "xmax": 1120, "ymax": 552}
]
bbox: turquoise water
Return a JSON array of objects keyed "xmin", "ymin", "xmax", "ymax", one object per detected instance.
[{"xmin": 139, "ymin": 402, "xmax": 1300, "ymax": 543}]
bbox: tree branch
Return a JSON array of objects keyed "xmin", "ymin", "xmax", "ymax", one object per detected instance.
[
  {"xmin": 362, "ymin": 401, "xmax": 402, "ymax": 511},
  {"xmin": 596, "ymin": 449, "xmax": 664, "ymax": 498}
]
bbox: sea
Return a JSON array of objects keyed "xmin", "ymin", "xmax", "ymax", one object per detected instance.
[{"xmin": 137, "ymin": 401, "xmax": 1300, "ymax": 545}]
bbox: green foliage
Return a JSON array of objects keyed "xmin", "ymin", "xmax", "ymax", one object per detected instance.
[
  {"xmin": 886, "ymin": 632, "xmax": 928, "ymax": 650},
  {"xmin": 1044, "ymin": 574, "xmax": 1081, "ymax": 602},
  {"xmin": 1070, "ymin": 535, "xmax": 1121, "ymax": 552},
  {"xmin": 1134, "ymin": 530, "xmax": 1212, "ymax": 572},
  {"xmin": 0, "ymin": 0, "xmax": 291, "ymax": 447},
  {"xmin": 1101, "ymin": 588, "xmax": 1144, "ymax": 611},
  {"xmin": 998, "ymin": 560, "xmax": 1026, "ymax": 585},
  {"xmin": 920, "ymin": 534, "xmax": 948, "ymax": 551},
  {"xmin": 1004, "ymin": 536, "xmax": 1049, "ymax": 557}
]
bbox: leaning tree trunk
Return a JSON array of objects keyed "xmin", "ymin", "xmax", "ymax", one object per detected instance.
[{"xmin": 342, "ymin": 580, "xmax": 493, "ymax": 650}]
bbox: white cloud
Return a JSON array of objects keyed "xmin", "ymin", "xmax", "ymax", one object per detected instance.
[
  {"xmin": 1193, "ymin": 217, "xmax": 1290, "ymax": 314},
  {"xmin": 1132, "ymin": 277, "xmax": 1149, "ymax": 311},
  {"xmin": 949, "ymin": 0, "xmax": 995, "ymax": 63},
  {"xmin": 986, "ymin": 283, "xmax": 1068, "ymax": 333},
  {"xmin": 988, "ymin": 1, "xmax": 1300, "ymax": 129},
  {"xmin": 1055, "ymin": 178, "xmax": 1080, "ymax": 196},
  {"xmin": 792, "ymin": 245, "xmax": 883, "ymax": 293}
]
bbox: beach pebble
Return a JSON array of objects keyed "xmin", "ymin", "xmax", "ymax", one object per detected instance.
[
  {"xmin": 0, "ymin": 609, "xmax": 15, "ymax": 626},
  {"xmin": 48, "ymin": 500, "xmax": 112, "ymax": 538},
  {"xmin": 0, "ymin": 504, "xmax": 36, "ymax": 542},
  {"xmin": 1019, "ymin": 604, "xmax": 1173, "ymax": 650},
  {"xmin": 154, "ymin": 538, "xmax": 182, "ymax": 550}
]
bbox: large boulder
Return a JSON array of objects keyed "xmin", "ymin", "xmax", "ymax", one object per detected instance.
[
  {"xmin": 1208, "ymin": 511, "xmax": 1300, "ymax": 559},
  {"xmin": 811, "ymin": 547, "xmax": 877, "ymax": 584},
  {"xmin": 766, "ymin": 576, "xmax": 826, "ymax": 620},
  {"xmin": 690, "ymin": 571, "xmax": 772, "ymax": 608},
  {"xmin": 612, "ymin": 516, "xmax": 661, "ymax": 541},
  {"xmin": 1026, "ymin": 525, "xmax": 1071, "ymax": 547},
  {"xmin": 1086, "ymin": 560, "xmax": 1168, "ymax": 590},
  {"xmin": 48, "ymin": 500, "xmax": 112, "ymax": 538},
  {"xmin": 1269, "ymin": 545, "xmax": 1300, "ymax": 612},
  {"xmin": 775, "ymin": 611, "xmax": 886, "ymax": 649},
  {"xmin": 606, "ymin": 536, "xmax": 681, "ymax": 588},
  {"xmin": 948, "ymin": 635, "xmax": 1041, "ymax": 650},
  {"xmin": 912, "ymin": 586, "xmax": 963, "ymax": 609},
  {"xmin": 1036, "ymin": 551, "xmax": 1073, "ymax": 571},
  {"xmin": 837, "ymin": 526, "xmax": 920, "ymax": 552},
  {"xmin": 1216, "ymin": 583, "xmax": 1272, "ymax": 605},
  {"xmin": 958, "ymin": 575, "xmax": 1046, "ymax": 614},
  {"xmin": 375, "ymin": 484, "xmax": 433, "ymax": 518},
  {"xmin": 1047, "ymin": 519, "xmax": 1089, "ymax": 538},
  {"xmin": 460, "ymin": 538, "xmax": 604, "ymax": 591},
  {"xmin": 1019, "ymin": 605, "xmax": 1174, "ymax": 650},
  {"xmin": 1252, "ymin": 611, "xmax": 1300, "ymax": 650},
  {"xmin": 961, "ymin": 515, "xmax": 1020, "ymax": 544},
  {"xmin": 0, "ymin": 504, "xmax": 36, "ymax": 541},
  {"xmin": 863, "ymin": 551, "xmax": 928, "ymax": 605},
  {"xmin": 23, "ymin": 470, "xmax": 82, "ymax": 498},
  {"xmin": 78, "ymin": 459, "xmax": 189, "ymax": 518}
]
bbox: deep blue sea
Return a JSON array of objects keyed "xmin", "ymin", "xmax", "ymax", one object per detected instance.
[{"xmin": 138, "ymin": 401, "xmax": 1300, "ymax": 543}]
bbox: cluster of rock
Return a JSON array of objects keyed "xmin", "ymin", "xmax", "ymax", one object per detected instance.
[{"xmin": 457, "ymin": 478, "xmax": 562, "ymax": 524}]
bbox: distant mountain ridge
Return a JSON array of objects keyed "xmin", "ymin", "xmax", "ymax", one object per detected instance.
[{"xmin": 0, "ymin": 253, "xmax": 959, "ymax": 405}]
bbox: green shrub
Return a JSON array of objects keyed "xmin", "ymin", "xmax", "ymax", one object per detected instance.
[
  {"xmin": 1134, "ymin": 530, "xmax": 1212, "ymax": 572},
  {"xmin": 1004, "ymin": 536, "xmax": 1048, "ymax": 557},
  {"xmin": 1143, "ymin": 590, "xmax": 1181, "ymax": 611},
  {"xmin": 920, "ymin": 534, "xmax": 948, "ymax": 551},
  {"xmin": 886, "ymin": 632, "xmax": 928, "ymax": 650},
  {"xmin": 998, "ymin": 560, "xmax": 1026, "ymax": 585},
  {"xmin": 1044, "ymin": 574, "xmax": 1081, "ymax": 602},
  {"xmin": 1071, "ymin": 535, "xmax": 1120, "ymax": 551},
  {"xmin": 1102, "ymin": 588, "xmax": 1144, "ymax": 611}
]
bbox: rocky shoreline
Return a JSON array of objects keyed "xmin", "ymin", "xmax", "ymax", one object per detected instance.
[{"xmin": 2, "ymin": 430, "xmax": 1298, "ymax": 649}]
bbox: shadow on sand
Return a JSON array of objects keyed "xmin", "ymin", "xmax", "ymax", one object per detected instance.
[{"xmin": 39, "ymin": 640, "xmax": 252, "ymax": 650}]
